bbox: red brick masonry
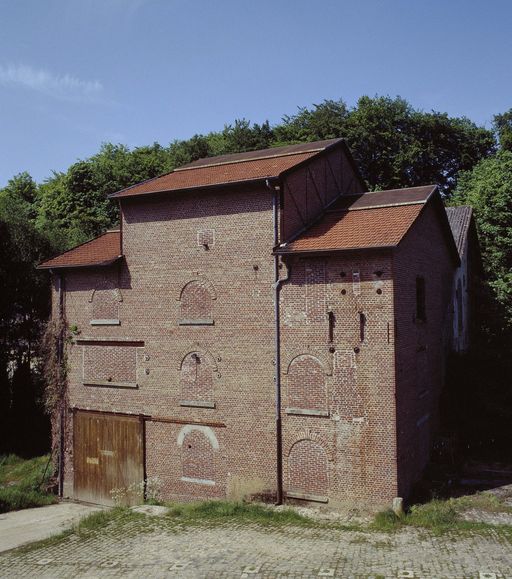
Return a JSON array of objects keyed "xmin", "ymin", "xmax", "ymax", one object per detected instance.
[{"xmin": 40, "ymin": 138, "xmax": 462, "ymax": 509}]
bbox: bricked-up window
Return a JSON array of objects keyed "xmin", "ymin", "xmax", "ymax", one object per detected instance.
[
  {"xmin": 91, "ymin": 289, "xmax": 119, "ymax": 323},
  {"xmin": 180, "ymin": 352, "xmax": 214, "ymax": 407},
  {"xmin": 288, "ymin": 440, "xmax": 328, "ymax": 499},
  {"xmin": 197, "ymin": 229, "xmax": 215, "ymax": 249},
  {"xmin": 181, "ymin": 430, "xmax": 215, "ymax": 483},
  {"xmin": 416, "ymin": 277, "xmax": 426, "ymax": 322},
  {"xmin": 83, "ymin": 345, "xmax": 137, "ymax": 386},
  {"xmin": 179, "ymin": 280, "xmax": 214, "ymax": 325},
  {"xmin": 286, "ymin": 355, "xmax": 327, "ymax": 414},
  {"xmin": 305, "ymin": 261, "xmax": 326, "ymax": 323}
]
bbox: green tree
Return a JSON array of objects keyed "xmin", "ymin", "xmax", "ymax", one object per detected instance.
[
  {"xmin": 222, "ymin": 119, "xmax": 274, "ymax": 153},
  {"xmin": 451, "ymin": 150, "xmax": 512, "ymax": 324},
  {"xmin": 274, "ymin": 99, "xmax": 349, "ymax": 144},
  {"xmin": 0, "ymin": 181, "xmax": 53, "ymax": 455},
  {"xmin": 493, "ymin": 109, "xmax": 512, "ymax": 152},
  {"xmin": 276, "ymin": 96, "xmax": 495, "ymax": 193}
]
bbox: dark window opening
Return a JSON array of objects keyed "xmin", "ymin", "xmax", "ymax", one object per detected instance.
[
  {"xmin": 328, "ymin": 311, "xmax": 335, "ymax": 343},
  {"xmin": 416, "ymin": 277, "xmax": 426, "ymax": 322},
  {"xmin": 359, "ymin": 312, "xmax": 366, "ymax": 342}
]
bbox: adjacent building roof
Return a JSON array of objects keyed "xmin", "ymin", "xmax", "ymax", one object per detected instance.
[
  {"xmin": 109, "ymin": 139, "xmax": 345, "ymax": 199},
  {"xmin": 276, "ymin": 185, "xmax": 437, "ymax": 254},
  {"xmin": 37, "ymin": 231, "xmax": 121, "ymax": 270},
  {"xmin": 445, "ymin": 206, "xmax": 473, "ymax": 257}
]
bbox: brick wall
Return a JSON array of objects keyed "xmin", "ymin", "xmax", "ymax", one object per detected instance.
[
  {"xmin": 392, "ymin": 201, "xmax": 456, "ymax": 497},
  {"xmin": 60, "ymin": 184, "xmax": 279, "ymax": 502},
  {"xmin": 54, "ymin": 152, "xmax": 455, "ymax": 509},
  {"xmin": 279, "ymin": 251, "xmax": 398, "ymax": 507}
]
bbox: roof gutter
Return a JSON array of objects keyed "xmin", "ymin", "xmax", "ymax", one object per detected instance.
[
  {"xmin": 37, "ymin": 256, "xmax": 123, "ymax": 271},
  {"xmin": 274, "ymin": 245, "xmax": 397, "ymax": 256}
]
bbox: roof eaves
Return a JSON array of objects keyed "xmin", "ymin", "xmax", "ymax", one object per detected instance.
[
  {"xmin": 274, "ymin": 244, "xmax": 396, "ymax": 256},
  {"xmin": 37, "ymin": 255, "xmax": 122, "ymax": 271}
]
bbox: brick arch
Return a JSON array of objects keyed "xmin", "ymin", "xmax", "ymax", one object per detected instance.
[
  {"xmin": 178, "ymin": 427, "xmax": 217, "ymax": 482},
  {"xmin": 287, "ymin": 439, "xmax": 329, "ymax": 498},
  {"xmin": 177, "ymin": 345, "xmax": 218, "ymax": 372},
  {"xmin": 88, "ymin": 286, "xmax": 123, "ymax": 321},
  {"xmin": 176, "ymin": 277, "xmax": 217, "ymax": 301},
  {"xmin": 284, "ymin": 352, "xmax": 332, "ymax": 376},
  {"xmin": 284, "ymin": 430, "xmax": 335, "ymax": 462},
  {"xmin": 179, "ymin": 351, "xmax": 215, "ymax": 403},
  {"xmin": 178, "ymin": 279, "xmax": 216, "ymax": 321},
  {"xmin": 285, "ymin": 354, "xmax": 328, "ymax": 412},
  {"xmin": 88, "ymin": 287, "xmax": 123, "ymax": 303}
]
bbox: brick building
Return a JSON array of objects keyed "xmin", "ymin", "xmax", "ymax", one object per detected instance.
[{"xmin": 39, "ymin": 138, "xmax": 471, "ymax": 509}]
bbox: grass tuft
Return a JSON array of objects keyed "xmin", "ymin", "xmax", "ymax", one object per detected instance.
[
  {"xmin": 0, "ymin": 454, "xmax": 57, "ymax": 513},
  {"xmin": 372, "ymin": 492, "xmax": 512, "ymax": 536},
  {"xmin": 165, "ymin": 500, "xmax": 313, "ymax": 527}
]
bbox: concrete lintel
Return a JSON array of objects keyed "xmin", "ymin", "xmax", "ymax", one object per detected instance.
[
  {"xmin": 180, "ymin": 476, "xmax": 215, "ymax": 486},
  {"xmin": 285, "ymin": 491, "xmax": 328, "ymax": 503},
  {"xmin": 83, "ymin": 380, "xmax": 138, "ymax": 389},
  {"xmin": 179, "ymin": 400, "xmax": 216, "ymax": 409},
  {"xmin": 285, "ymin": 407, "xmax": 329, "ymax": 417},
  {"xmin": 90, "ymin": 319, "xmax": 121, "ymax": 326}
]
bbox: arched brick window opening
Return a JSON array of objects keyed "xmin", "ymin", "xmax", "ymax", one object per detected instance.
[
  {"xmin": 91, "ymin": 289, "xmax": 119, "ymax": 322},
  {"xmin": 286, "ymin": 355, "xmax": 327, "ymax": 412},
  {"xmin": 179, "ymin": 280, "xmax": 214, "ymax": 325},
  {"xmin": 181, "ymin": 430, "xmax": 215, "ymax": 483},
  {"xmin": 180, "ymin": 352, "xmax": 214, "ymax": 406},
  {"xmin": 288, "ymin": 439, "xmax": 328, "ymax": 499}
]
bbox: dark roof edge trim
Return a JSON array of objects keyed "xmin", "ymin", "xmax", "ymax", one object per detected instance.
[
  {"xmin": 37, "ymin": 256, "xmax": 123, "ymax": 271},
  {"xmin": 274, "ymin": 245, "xmax": 396, "ymax": 256}
]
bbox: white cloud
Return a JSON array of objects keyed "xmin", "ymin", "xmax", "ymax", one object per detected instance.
[{"xmin": 0, "ymin": 63, "xmax": 104, "ymax": 102}]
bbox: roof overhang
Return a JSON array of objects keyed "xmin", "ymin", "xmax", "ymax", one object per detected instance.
[{"xmin": 37, "ymin": 255, "xmax": 123, "ymax": 271}]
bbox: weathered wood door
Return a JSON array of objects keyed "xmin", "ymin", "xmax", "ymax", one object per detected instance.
[{"xmin": 73, "ymin": 411, "xmax": 144, "ymax": 506}]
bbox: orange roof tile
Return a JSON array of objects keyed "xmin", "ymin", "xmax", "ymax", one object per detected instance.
[
  {"xmin": 38, "ymin": 231, "xmax": 121, "ymax": 269},
  {"xmin": 279, "ymin": 204, "xmax": 424, "ymax": 253},
  {"xmin": 110, "ymin": 139, "xmax": 343, "ymax": 199}
]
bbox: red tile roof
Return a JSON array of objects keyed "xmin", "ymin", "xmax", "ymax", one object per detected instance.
[
  {"xmin": 37, "ymin": 231, "xmax": 121, "ymax": 269},
  {"xmin": 109, "ymin": 139, "xmax": 343, "ymax": 199},
  {"xmin": 277, "ymin": 186, "xmax": 437, "ymax": 254}
]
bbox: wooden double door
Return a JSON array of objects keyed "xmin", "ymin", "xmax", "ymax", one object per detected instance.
[{"xmin": 73, "ymin": 411, "xmax": 144, "ymax": 505}]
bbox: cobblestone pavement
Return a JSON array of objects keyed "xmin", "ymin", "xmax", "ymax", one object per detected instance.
[{"xmin": 0, "ymin": 515, "xmax": 510, "ymax": 578}]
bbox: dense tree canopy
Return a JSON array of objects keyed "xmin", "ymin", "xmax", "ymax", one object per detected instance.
[{"xmin": 451, "ymin": 150, "xmax": 512, "ymax": 325}]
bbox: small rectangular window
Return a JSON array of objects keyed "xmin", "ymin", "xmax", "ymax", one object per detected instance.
[{"xmin": 416, "ymin": 277, "xmax": 426, "ymax": 322}]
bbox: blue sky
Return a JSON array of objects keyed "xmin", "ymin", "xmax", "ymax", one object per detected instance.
[{"xmin": 0, "ymin": 0, "xmax": 511, "ymax": 186}]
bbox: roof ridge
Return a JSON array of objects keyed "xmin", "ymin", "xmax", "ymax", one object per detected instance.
[
  {"xmin": 327, "ymin": 199, "xmax": 427, "ymax": 213},
  {"xmin": 174, "ymin": 147, "xmax": 328, "ymax": 172},
  {"xmin": 341, "ymin": 184, "xmax": 437, "ymax": 197}
]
